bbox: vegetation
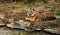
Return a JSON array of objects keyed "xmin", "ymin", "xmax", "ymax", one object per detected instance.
[
  {"xmin": 13, "ymin": 0, "xmax": 35, "ymax": 3},
  {"xmin": 53, "ymin": 11, "xmax": 60, "ymax": 16}
]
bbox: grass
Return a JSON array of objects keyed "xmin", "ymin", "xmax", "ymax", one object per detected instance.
[
  {"xmin": 53, "ymin": 11, "xmax": 60, "ymax": 16},
  {"xmin": 17, "ymin": 1, "xmax": 25, "ymax": 6},
  {"xmin": 16, "ymin": 1, "xmax": 34, "ymax": 7},
  {"xmin": 56, "ymin": 12, "xmax": 60, "ymax": 16}
]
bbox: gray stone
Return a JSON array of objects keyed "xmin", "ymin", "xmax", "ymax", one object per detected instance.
[
  {"xmin": 6, "ymin": 18, "xmax": 60, "ymax": 34},
  {"xmin": 15, "ymin": 19, "xmax": 58, "ymax": 31},
  {"xmin": 16, "ymin": 20, "xmax": 31, "ymax": 29},
  {"xmin": 44, "ymin": 28, "xmax": 60, "ymax": 34}
]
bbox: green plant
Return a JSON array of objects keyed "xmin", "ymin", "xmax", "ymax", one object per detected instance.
[{"xmin": 54, "ymin": 11, "xmax": 60, "ymax": 15}]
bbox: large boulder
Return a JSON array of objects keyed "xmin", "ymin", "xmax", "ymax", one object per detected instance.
[{"xmin": 6, "ymin": 19, "xmax": 60, "ymax": 33}]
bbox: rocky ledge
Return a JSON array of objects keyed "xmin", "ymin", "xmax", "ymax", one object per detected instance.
[{"xmin": 6, "ymin": 19, "xmax": 60, "ymax": 32}]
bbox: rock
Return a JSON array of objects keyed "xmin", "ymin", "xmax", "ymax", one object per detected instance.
[
  {"xmin": 0, "ymin": 14, "xmax": 5, "ymax": 19},
  {"xmin": 0, "ymin": 19, "xmax": 6, "ymax": 26},
  {"xmin": 7, "ymin": 23, "xmax": 20, "ymax": 29},
  {"xmin": 44, "ymin": 28, "xmax": 60, "ymax": 34},
  {"xmin": 15, "ymin": 20, "xmax": 35, "ymax": 31},
  {"xmin": 0, "ymin": 22, "xmax": 6, "ymax": 26},
  {"xmin": 25, "ymin": 28, "xmax": 34, "ymax": 32},
  {"xmin": 8, "ymin": 18, "xmax": 14, "ymax": 23},
  {"xmin": 55, "ymin": 15, "xmax": 60, "ymax": 18},
  {"xmin": 14, "ymin": 19, "xmax": 58, "ymax": 31},
  {"xmin": 6, "ymin": 18, "xmax": 60, "ymax": 32},
  {"xmin": 16, "ymin": 20, "xmax": 31, "ymax": 29},
  {"xmin": 32, "ymin": 20, "xmax": 57, "ymax": 30}
]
